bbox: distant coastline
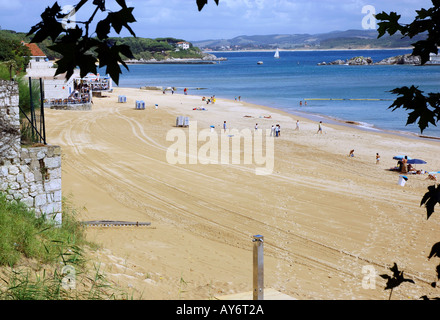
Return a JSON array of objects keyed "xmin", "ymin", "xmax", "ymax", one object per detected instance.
[{"xmin": 205, "ymin": 47, "xmax": 414, "ymax": 53}]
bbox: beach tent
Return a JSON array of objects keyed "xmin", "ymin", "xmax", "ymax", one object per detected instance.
[
  {"xmin": 176, "ymin": 116, "xmax": 184, "ymax": 127},
  {"xmin": 135, "ymin": 100, "xmax": 145, "ymax": 110}
]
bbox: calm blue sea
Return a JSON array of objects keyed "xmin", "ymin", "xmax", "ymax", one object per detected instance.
[{"xmin": 116, "ymin": 50, "xmax": 440, "ymax": 138}]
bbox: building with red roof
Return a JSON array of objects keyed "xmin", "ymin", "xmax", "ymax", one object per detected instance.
[{"xmin": 23, "ymin": 42, "xmax": 47, "ymax": 62}]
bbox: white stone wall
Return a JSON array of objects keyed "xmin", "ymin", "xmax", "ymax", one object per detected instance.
[{"xmin": 0, "ymin": 80, "xmax": 62, "ymax": 224}]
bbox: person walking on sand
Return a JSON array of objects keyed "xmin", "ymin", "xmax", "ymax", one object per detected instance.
[
  {"xmin": 317, "ymin": 121, "xmax": 323, "ymax": 134},
  {"xmin": 223, "ymin": 121, "xmax": 227, "ymax": 133},
  {"xmin": 295, "ymin": 120, "xmax": 299, "ymax": 131},
  {"xmin": 270, "ymin": 125, "xmax": 274, "ymax": 136},
  {"xmin": 376, "ymin": 153, "xmax": 380, "ymax": 164},
  {"xmin": 255, "ymin": 123, "xmax": 258, "ymax": 131}
]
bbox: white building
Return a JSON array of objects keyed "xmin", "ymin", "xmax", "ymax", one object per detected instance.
[
  {"xmin": 176, "ymin": 41, "xmax": 190, "ymax": 50},
  {"xmin": 23, "ymin": 42, "xmax": 53, "ymax": 69}
]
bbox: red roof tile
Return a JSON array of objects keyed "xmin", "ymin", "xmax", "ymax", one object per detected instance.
[{"xmin": 24, "ymin": 43, "xmax": 46, "ymax": 57}]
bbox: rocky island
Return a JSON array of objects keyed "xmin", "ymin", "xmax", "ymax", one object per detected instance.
[{"xmin": 317, "ymin": 53, "xmax": 422, "ymax": 66}]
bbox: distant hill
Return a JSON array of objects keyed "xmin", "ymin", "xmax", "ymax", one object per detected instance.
[{"xmin": 192, "ymin": 29, "xmax": 427, "ymax": 51}]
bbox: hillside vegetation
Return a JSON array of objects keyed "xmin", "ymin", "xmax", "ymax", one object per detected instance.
[{"xmin": 0, "ymin": 30, "xmax": 203, "ymax": 61}]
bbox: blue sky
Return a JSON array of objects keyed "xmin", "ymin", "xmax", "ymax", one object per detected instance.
[{"xmin": 0, "ymin": 0, "xmax": 434, "ymax": 41}]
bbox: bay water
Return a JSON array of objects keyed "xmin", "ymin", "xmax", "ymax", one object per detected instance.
[{"xmin": 117, "ymin": 49, "xmax": 440, "ymax": 138}]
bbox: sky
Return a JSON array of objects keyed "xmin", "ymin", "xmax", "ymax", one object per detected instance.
[{"xmin": 0, "ymin": 0, "xmax": 434, "ymax": 41}]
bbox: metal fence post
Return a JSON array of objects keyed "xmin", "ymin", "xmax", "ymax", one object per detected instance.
[{"xmin": 253, "ymin": 234, "xmax": 264, "ymax": 300}]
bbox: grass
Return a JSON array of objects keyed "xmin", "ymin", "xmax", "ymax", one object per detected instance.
[{"xmin": 0, "ymin": 193, "xmax": 129, "ymax": 300}]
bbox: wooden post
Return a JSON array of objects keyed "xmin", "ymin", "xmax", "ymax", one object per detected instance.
[{"xmin": 253, "ymin": 234, "xmax": 264, "ymax": 300}]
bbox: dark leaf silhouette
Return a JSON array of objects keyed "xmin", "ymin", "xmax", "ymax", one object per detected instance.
[
  {"xmin": 428, "ymin": 242, "xmax": 440, "ymax": 259},
  {"xmin": 420, "ymin": 295, "xmax": 440, "ymax": 300},
  {"xmin": 420, "ymin": 184, "xmax": 440, "ymax": 219},
  {"xmin": 27, "ymin": 0, "xmax": 137, "ymax": 84},
  {"xmin": 377, "ymin": 1, "xmax": 440, "ymax": 133},
  {"xmin": 388, "ymin": 86, "xmax": 439, "ymax": 133},
  {"xmin": 196, "ymin": 0, "xmax": 219, "ymax": 11},
  {"xmin": 28, "ymin": 0, "xmax": 216, "ymax": 85},
  {"xmin": 380, "ymin": 263, "xmax": 414, "ymax": 299}
]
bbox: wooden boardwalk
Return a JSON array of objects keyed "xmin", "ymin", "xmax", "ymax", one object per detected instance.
[{"xmin": 81, "ymin": 220, "xmax": 151, "ymax": 227}]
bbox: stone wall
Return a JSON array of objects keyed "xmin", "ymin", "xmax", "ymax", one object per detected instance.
[{"xmin": 0, "ymin": 80, "xmax": 62, "ymax": 224}]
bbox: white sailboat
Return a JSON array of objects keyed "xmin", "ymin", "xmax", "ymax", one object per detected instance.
[{"xmin": 274, "ymin": 48, "xmax": 280, "ymax": 58}]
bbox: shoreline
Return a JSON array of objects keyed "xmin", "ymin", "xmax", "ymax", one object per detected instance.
[{"xmin": 129, "ymin": 85, "xmax": 439, "ymax": 142}]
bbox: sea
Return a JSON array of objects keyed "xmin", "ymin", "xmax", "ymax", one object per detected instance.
[{"xmin": 116, "ymin": 49, "xmax": 440, "ymax": 138}]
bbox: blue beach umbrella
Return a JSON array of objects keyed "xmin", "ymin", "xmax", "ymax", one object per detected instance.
[
  {"xmin": 393, "ymin": 155, "xmax": 412, "ymax": 160},
  {"xmin": 407, "ymin": 159, "xmax": 427, "ymax": 164}
]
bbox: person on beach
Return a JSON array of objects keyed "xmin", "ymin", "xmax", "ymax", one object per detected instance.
[
  {"xmin": 184, "ymin": 88, "xmax": 187, "ymax": 95},
  {"xmin": 376, "ymin": 153, "xmax": 380, "ymax": 164},
  {"xmin": 223, "ymin": 121, "xmax": 227, "ymax": 133},
  {"xmin": 255, "ymin": 123, "xmax": 258, "ymax": 131},
  {"xmin": 275, "ymin": 124, "xmax": 280, "ymax": 137},
  {"xmin": 317, "ymin": 121, "xmax": 323, "ymax": 134},
  {"xmin": 295, "ymin": 120, "xmax": 299, "ymax": 131},
  {"xmin": 401, "ymin": 156, "xmax": 408, "ymax": 173},
  {"xmin": 270, "ymin": 125, "xmax": 275, "ymax": 136},
  {"xmin": 349, "ymin": 149, "xmax": 354, "ymax": 157}
]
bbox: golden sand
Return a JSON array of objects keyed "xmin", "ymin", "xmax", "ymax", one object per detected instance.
[{"xmin": 44, "ymin": 87, "xmax": 440, "ymax": 300}]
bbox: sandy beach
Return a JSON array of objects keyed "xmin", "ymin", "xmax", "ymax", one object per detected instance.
[{"xmin": 43, "ymin": 86, "xmax": 440, "ymax": 300}]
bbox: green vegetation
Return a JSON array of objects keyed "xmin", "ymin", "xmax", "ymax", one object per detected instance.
[
  {"xmin": 0, "ymin": 33, "xmax": 30, "ymax": 80},
  {"xmin": 0, "ymin": 193, "xmax": 127, "ymax": 300},
  {"xmin": 0, "ymin": 192, "xmax": 89, "ymax": 267},
  {"xmin": 0, "ymin": 29, "xmax": 203, "ymax": 64},
  {"xmin": 112, "ymin": 36, "xmax": 203, "ymax": 61}
]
